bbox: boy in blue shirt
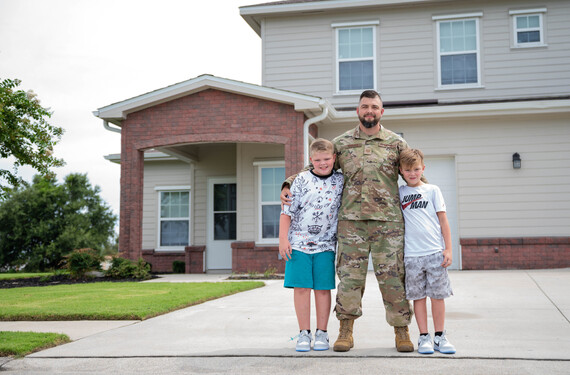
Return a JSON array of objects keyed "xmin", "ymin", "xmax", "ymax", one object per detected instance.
[{"xmin": 279, "ymin": 138, "xmax": 344, "ymax": 352}]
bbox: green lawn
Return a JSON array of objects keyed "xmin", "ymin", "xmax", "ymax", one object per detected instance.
[
  {"xmin": 0, "ymin": 280, "xmax": 264, "ymax": 356},
  {"xmin": 0, "ymin": 272, "xmax": 55, "ymax": 280},
  {"xmin": 0, "ymin": 281, "xmax": 265, "ymax": 321},
  {"xmin": 0, "ymin": 331, "xmax": 70, "ymax": 357}
]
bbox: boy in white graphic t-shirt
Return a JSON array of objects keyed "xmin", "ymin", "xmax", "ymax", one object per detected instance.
[
  {"xmin": 279, "ymin": 138, "xmax": 343, "ymax": 352},
  {"xmin": 399, "ymin": 148, "xmax": 456, "ymax": 355}
]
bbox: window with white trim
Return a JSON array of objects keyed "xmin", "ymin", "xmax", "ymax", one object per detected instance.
[
  {"xmin": 256, "ymin": 162, "xmax": 285, "ymax": 242},
  {"xmin": 510, "ymin": 9, "xmax": 546, "ymax": 47},
  {"xmin": 334, "ymin": 22, "xmax": 377, "ymax": 92},
  {"xmin": 435, "ymin": 14, "xmax": 481, "ymax": 87},
  {"xmin": 158, "ymin": 190, "xmax": 190, "ymax": 248}
]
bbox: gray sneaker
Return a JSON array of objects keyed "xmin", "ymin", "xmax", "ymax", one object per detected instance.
[
  {"xmin": 434, "ymin": 331, "xmax": 456, "ymax": 354},
  {"xmin": 296, "ymin": 330, "xmax": 311, "ymax": 352},
  {"xmin": 417, "ymin": 334, "xmax": 434, "ymax": 354},
  {"xmin": 313, "ymin": 329, "xmax": 329, "ymax": 351}
]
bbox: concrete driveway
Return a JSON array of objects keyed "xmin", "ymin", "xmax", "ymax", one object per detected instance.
[{"xmin": 1, "ymin": 269, "xmax": 569, "ymax": 374}]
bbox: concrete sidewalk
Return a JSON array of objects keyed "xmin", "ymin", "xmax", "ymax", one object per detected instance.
[{"xmin": 1, "ymin": 269, "xmax": 569, "ymax": 374}]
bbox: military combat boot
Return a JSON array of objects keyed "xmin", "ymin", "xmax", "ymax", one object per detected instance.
[
  {"xmin": 333, "ymin": 319, "xmax": 354, "ymax": 352},
  {"xmin": 394, "ymin": 326, "xmax": 414, "ymax": 352}
]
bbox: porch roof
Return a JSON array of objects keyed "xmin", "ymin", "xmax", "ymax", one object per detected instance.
[{"xmin": 93, "ymin": 74, "xmax": 326, "ymax": 126}]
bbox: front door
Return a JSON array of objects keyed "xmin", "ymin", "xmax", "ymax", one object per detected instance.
[{"xmin": 207, "ymin": 178, "xmax": 236, "ymax": 271}]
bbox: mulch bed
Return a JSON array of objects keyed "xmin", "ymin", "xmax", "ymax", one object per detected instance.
[
  {"xmin": 227, "ymin": 274, "xmax": 284, "ymax": 280},
  {"xmin": 0, "ymin": 275, "xmax": 158, "ymax": 289}
]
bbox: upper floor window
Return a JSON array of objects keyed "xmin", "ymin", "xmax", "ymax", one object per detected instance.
[
  {"xmin": 157, "ymin": 189, "xmax": 190, "ymax": 249},
  {"xmin": 510, "ymin": 9, "xmax": 546, "ymax": 47},
  {"xmin": 333, "ymin": 21, "xmax": 378, "ymax": 93},
  {"xmin": 434, "ymin": 13, "xmax": 482, "ymax": 88},
  {"xmin": 255, "ymin": 162, "xmax": 285, "ymax": 243}
]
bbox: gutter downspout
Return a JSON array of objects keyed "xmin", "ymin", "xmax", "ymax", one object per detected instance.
[
  {"xmin": 103, "ymin": 120, "xmax": 121, "ymax": 134},
  {"xmin": 303, "ymin": 105, "xmax": 328, "ymax": 166}
]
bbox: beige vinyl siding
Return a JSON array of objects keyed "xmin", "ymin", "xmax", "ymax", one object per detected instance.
[
  {"xmin": 318, "ymin": 112, "xmax": 570, "ymax": 240},
  {"xmin": 261, "ymin": 0, "xmax": 570, "ymax": 106},
  {"xmin": 262, "ymin": 14, "xmax": 335, "ymax": 96},
  {"xmin": 236, "ymin": 143, "xmax": 285, "ymax": 242},
  {"xmin": 142, "ymin": 160, "xmax": 191, "ymax": 250}
]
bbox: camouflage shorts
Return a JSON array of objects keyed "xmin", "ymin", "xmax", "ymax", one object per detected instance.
[{"xmin": 405, "ymin": 252, "xmax": 453, "ymax": 300}]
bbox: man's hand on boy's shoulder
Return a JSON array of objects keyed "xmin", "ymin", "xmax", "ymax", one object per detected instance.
[{"xmin": 280, "ymin": 186, "xmax": 292, "ymax": 208}]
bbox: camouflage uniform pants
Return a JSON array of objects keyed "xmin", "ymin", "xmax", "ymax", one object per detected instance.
[{"xmin": 335, "ymin": 220, "xmax": 413, "ymax": 326}]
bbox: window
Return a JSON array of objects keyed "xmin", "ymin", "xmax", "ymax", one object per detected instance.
[
  {"xmin": 255, "ymin": 163, "xmax": 285, "ymax": 242},
  {"xmin": 435, "ymin": 14, "xmax": 481, "ymax": 88},
  {"xmin": 213, "ymin": 183, "xmax": 236, "ymax": 240},
  {"xmin": 510, "ymin": 9, "xmax": 546, "ymax": 47},
  {"xmin": 158, "ymin": 190, "xmax": 190, "ymax": 248},
  {"xmin": 334, "ymin": 22, "xmax": 378, "ymax": 93}
]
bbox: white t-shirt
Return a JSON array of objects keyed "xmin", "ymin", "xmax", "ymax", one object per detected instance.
[
  {"xmin": 282, "ymin": 169, "xmax": 344, "ymax": 254},
  {"xmin": 399, "ymin": 183, "xmax": 446, "ymax": 257}
]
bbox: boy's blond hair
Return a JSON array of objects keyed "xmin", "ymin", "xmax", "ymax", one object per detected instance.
[
  {"xmin": 399, "ymin": 148, "xmax": 424, "ymax": 168},
  {"xmin": 310, "ymin": 138, "xmax": 334, "ymax": 156}
]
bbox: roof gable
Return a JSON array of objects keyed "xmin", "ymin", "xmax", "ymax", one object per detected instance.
[{"xmin": 94, "ymin": 74, "xmax": 323, "ymax": 125}]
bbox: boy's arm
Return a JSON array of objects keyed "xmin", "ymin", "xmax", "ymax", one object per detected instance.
[
  {"xmin": 278, "ymin": 214, "xmax": 293, "ymax": 261},
  {"xmin": 437, "ymin": 211, "xmax": 452, "ymax": 268}
]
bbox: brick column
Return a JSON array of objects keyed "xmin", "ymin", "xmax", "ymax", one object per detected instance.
[
  {"xmin": 185, "ymin": 246, "xmax": 206, "ymax": 273},
  {"xmin": 119, "ymin": 144, "xmax": 144, "ymax": 261}
]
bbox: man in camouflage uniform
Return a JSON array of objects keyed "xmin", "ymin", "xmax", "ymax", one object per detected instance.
[{"xmin": 281, "ymin": 90, "xmax": 414, "ymax": 352}]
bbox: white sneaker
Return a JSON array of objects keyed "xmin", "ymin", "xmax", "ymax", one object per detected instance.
[
  {"xmin": 313, "ymin": 329, "xmax": 329, "ymax": 351},
  {"xmin": 434, "ymin": 331, "xmax": 456, "ymax": 354},
  {"xmin": 296, "ymin": 330, "xmax": 311, "ymax": 352},
  {"xmin": 417, "ymin": 334, "xmax": 434, "ymax": 354}
]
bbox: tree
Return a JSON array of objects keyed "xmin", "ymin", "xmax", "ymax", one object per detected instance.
[
  {"xmin": 0, "ymin": 78, "xmax": 65, "ymax": 198},
  {"xmin": 0, "ymin": 173, "xmax": 117, "ymax": 271}
]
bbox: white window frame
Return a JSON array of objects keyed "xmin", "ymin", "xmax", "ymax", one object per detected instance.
[
  {"xmin": 254, "ymin": 161, "xmax": 285, "ymax": 244},
  {"xmin": 434, "ymin": 13, "xmax": 482, "ymax": 90},
  {"xmin": 510, "ymin": 9, "xmax": 547, "ymax": 48},
  {"xmin": 332, "ymin": 21, "xmax": 379, "ymax": 95},
  {"xmin": 155, "ymin": 186, "xmax": 191, "ymax": 251}
]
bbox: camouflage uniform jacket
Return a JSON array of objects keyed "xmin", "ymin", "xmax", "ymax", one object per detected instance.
[{"xmin": 332, "ymin": 124, "xmax": 408, "ymax": 222}]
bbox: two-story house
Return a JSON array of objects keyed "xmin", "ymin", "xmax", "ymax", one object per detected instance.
[{"xmin": 94, "ymin": 0, "xmax": 570, "ymax": 273}]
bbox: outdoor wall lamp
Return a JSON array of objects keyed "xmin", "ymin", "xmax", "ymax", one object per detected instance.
[{"xmin": 512, "ymin": 153, "xmax": 521, "ymax": 169}]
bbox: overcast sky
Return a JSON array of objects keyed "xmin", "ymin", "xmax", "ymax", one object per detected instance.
[{"xmin": 0, "ymin": 0, "xmax": 262, "ymax": 227}]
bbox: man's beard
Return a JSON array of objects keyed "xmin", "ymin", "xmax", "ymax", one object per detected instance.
[{"xmin": 359, "ymin": 115, "xmax": 379, "ymax": 128}]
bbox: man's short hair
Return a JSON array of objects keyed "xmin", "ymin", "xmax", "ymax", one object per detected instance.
[
  {"xmin": 310, "ymin": 138, "xmax": 334, "ymax": 155},
  {"xmin": 359, "ymin": 89, "xmax": 382, "ymax": 102},
  {"xmin": 399, "ymin": 148, "xmax": 424, "ymax": 168}
]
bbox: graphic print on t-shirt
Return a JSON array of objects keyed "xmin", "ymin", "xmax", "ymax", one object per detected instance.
[{"xmin": 401, "ymin": 193, "xmax": 428, "ymax": 210}]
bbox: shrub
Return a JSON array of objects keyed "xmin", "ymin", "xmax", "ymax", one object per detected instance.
[
  {"xmin": 64, "ymin": 248, "xmax": 103, "ymax": 279},
  {"xmin": 172, "ymin": 261, "xmax": 185, "ymax": 274},
  {"xmin": 264, "ymin": 266, "xmax": 278, "ymax": 278},
  {"xmin": 105, "ymin": 257, "xmax": 151, "ymax": 280}
]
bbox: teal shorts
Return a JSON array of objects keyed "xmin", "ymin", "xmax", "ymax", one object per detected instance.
[{"xmin": 284, "ymin": 250, "xmax": 335, "ymax": 290}]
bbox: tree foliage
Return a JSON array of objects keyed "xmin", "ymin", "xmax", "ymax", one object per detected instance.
[
  {"xmin": 0, "ymin": 78, "xmax": 65, "ymax": 198},
  {"xmin": 0, "ymin": 173, "xmax": 117, "ymax": 271}
]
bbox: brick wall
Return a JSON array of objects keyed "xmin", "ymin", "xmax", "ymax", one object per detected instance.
[
  {"xmin": 140, "ymin": 246, "xmax": 205, "ymax": 273},
  {"xmin": 141, "ymin": 250, "xmax": 185, "ymax": 273},
  {"xmin": 118, "ymin": 89, "xmax": 306, "ymax": 267},
  {"xmin": 461, "ymin": 237, "xmax": 570, "ymax": 270},
  {"xmin": 231, "ymin": 241, "xmax": 285, "ymax": 274}
]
